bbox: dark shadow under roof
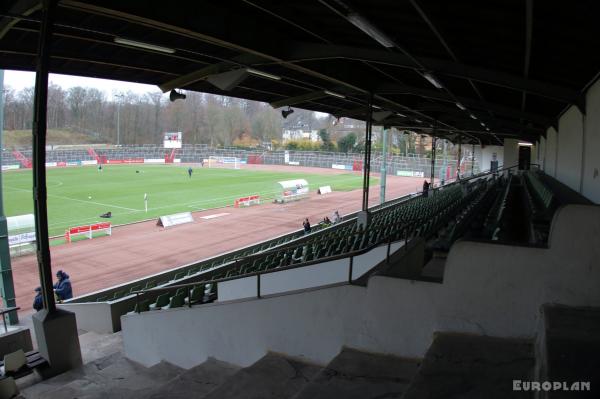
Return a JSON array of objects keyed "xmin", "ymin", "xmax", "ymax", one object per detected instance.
[{"xmin": 1, "ymin": 0, "xmax": 599, "ymax": 145}]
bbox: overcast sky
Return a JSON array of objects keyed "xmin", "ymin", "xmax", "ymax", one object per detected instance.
[
  {"xmin": 3, "ymin": 70, "xmax": 163, "ymax": 100},
  {"xmin": 2, "ymin": 69, "xmax": 329, "ymax": 117}
]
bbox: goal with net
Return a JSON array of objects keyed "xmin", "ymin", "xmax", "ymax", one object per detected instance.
[{"xmin": 207, "ymin": 156, "xmax": 241, "ymax": 169}]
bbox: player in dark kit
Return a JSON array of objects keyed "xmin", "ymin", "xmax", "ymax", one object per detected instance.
[{"xmin": 188, "ymin": 167, "xmax": 193, "ymax": 178}]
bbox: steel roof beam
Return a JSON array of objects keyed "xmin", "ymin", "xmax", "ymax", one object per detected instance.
[{"xmin": 286, "ymin": 43, "xmax": 580, "ymax": 103}]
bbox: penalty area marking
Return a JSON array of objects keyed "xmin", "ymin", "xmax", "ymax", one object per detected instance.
[{"xmin": 200, "ymin": 213, "xmax": 230, "ymax": 220}]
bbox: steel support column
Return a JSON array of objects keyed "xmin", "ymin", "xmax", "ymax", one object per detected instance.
[
  {"xmin": 32, "ymin": 0, "xmax": 56, "ymax": 313},
  {"xmin": 457, "ymin": 136, "xmax": 462, "ymax": 180},
  {"xmin": 379, "ymin": 127, "xmax": 388, "ymax": 204},
  {"xmin": 430, "ymin": 136, "xmax": 436, "ymax": 187},
  {"xmin": 471, "ymin": 144, "xmax": 475, "ymax": 176},
  {"xmin": 0, "ymin": 70, "xmax": 18, "ymax": 324},
  {"xmin": 361, "ymin": 94, "xmax": 373, "ymax": 211}
]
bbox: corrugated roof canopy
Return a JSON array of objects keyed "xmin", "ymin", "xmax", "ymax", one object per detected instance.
[{"xmin": 1, "ymin": 0, "xmax": 599, "ymax": 144}]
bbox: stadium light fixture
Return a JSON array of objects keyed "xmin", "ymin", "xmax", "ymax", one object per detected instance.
[
  {"xmin": 372, "ymin": 105, "xmax": 382, "ymax": 109},
  {"xmin": 486, "ymin": 127, "xmax": 490, "ymax": 131},
  {"xmin": 518, "ymin": 142, "xmax": 533, "ymax": 146},
  {"xmin": 114, "ymin": 37, "xmax": 175, "ymax": 54},
  {"xmin": 422, "ymin": 72, "xmax": 443, "ymax": 89},
  {"xmin": 470, "ymin": 114, "xmax": 477, "ymax": 120},
  {"xmin": 324, "ymin": 90, "xmax": 346, "ymax": 99},
  {"xmin": 281, "ymin": 107, "xmax": 294, "ymax": 119},
  {"xmin": 246, "ymin": 68, "xmax": 281, "ymax": 81},
  {"xmin": 414, "ymin": 119, "xmax": 423, "ymax": 123},
  {"xmin": 480, "ymin": 122, "xmax": 486, "ymax": 127},
  {"xmin": 346, "ymin": 13, "xmax": 395, "ymax": 48},
  {"xmin": 456, "ymin": 102, "xmax": 466, "ymax": 110},
  {"xmin": 169, "ymin": 89, "xmax": 186, "ymax": 102},
  {"xmin": 396, "ymin": 113, "xmax": 407, "ymax": 117}
]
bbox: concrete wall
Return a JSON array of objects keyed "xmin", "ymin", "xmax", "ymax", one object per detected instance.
[
  {"xmin": 479, "ymin": 145, "xmax": 504, "ymax": 172},
  {"xmin": 503, "ymin": 139, "xmax": 519, "ymax": 168},
  {"xmin": 123, "ymin": 204, "xmax": 600, "ymax": 369},
  {"xmin": 218, "ymin": 242, "xmax": 403, "ymax": 302},
  {"xmin": 545, "ymin": 127, "xmax": 558, "ymax": 177},
  {"xmin": 58, "ymin": 302, "xmax": 114, "ymax": 334},
  {"xmin": 541, "ymin": 78, "xmax": 600, "ymax": 202},
  {"xmin": 557, "ymin": 106, "xmax": 584, "ymax": 192},
  {"xmin": 539, "ymin": 137, "xmax": 546, "ymax": 170},
  {"xmin": 583, "ymin": 79, "xmax": 600, "ymax": 203}
]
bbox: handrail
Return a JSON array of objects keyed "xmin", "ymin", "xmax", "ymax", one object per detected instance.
[
  {"xmin": 133, "ymin": 222, "xmax": 414, "ymax": 299},
  {"xmin": 0, "ymin": 307, "xmax": 20, "ymax": 333}
]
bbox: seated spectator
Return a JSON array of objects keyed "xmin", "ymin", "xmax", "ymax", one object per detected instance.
[
  {"xmin": 422, "ymin": 180, "xmax": 430, "ymax": 197},
  {"xmin": 54, "ymin": 270, "xmax": 73, "ymax": 301},
  {"xmin": 332, "ymin": 210, "xmax": 341, "ymax": 224},
  {"xmin": 303, "ymin": 218, "xmax": 311, "ymax": 234},
  {"xmin": 33, "ymin": 287, "xmax": 43, "ymax": 312},
  {"xmin": 323, "ymin": 216, "xmax": 331, "ymax": 226}
]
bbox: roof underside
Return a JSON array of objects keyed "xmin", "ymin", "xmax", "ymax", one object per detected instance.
[{"xmin": 1, "ymin": 0, "xmax": 599, "ymax": 145}]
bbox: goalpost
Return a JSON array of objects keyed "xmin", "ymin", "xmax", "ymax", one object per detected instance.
[{"xmin": 207, "ymin": 156, "xmax": 241, "ymax": 169}]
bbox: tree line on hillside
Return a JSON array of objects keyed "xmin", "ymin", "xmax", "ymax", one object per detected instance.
[
  {"xmin": 2, "ymin": 84, "xmax": 458, "ymax": 156},
  {"xmin": 2, "ymin": 84, "xmax": 287, "ymax": 146}
]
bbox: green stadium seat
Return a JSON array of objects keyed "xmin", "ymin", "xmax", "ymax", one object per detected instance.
[
  {"xmin": 129, "ymin": 285, "xmax": 141, "ymax": 294},
  {"xmin": 127, "ymin": 299, "xmax": 151, "ymax": 314},
  {"xmin": 185, "ymin": 286, "xmax": 202, "ymax": 305},
  {"xmin": 175, "ymin": 287, "xmax": 187, "ymax": 297},
  {"xmin": 149, "ymin": 293, "xmax": 170, "ymax": 310},
  {"xmin": 144, "ymin": 280, "xmax": 156, "ymax": 289},
  {"xmin": 163, "ymin": 294, "xmax": 185, "ymax": 310},
  {"xmin": 110, "ymin": 290, "xmax": 126, "ymax": 300},
  {"xmin": 173, "ymin": 272, "xmax": 185, "ymax": 281}
]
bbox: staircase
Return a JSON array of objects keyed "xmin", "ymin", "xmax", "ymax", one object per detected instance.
[
  {"xmin": 87, "ymin": 147, "xmax": 100, "ymax": 163},
  {"xmin": 403, "ymin": 333, "xmax": 534, "ymax": 399},
  {"xmin": 15, "ymin": 304, "xmax": 598, "ymax": 398},
  {"xmin": 165, "ymin": 149, "xmax": 177, "ymax": 163},
  {"xmin": 11, "ymin": 150, "xmax": 32, "ymax": 168}
]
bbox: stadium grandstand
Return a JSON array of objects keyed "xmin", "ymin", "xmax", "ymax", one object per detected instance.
[{"xmin": 0, "ymin": 1, "xmax": 599, "ymax": 398}]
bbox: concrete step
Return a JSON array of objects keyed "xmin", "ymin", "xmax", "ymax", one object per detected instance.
[
  {"xmin": 537, "ymin": 304, "xmax": 600, "ymax": 398},
  {"xmin": 202, "ymin": 352, "xmax": 322, "ymax": 399},
  {"xmin": 143, "ymin": 357, "xmax": 241, "ymax": 399},
  {"xmin": 293, "ymin": 347, "xmax": 420, "ymax": 399},
  {"xmin": 78, "ymin": 331, "xmax": 124, "ymax": 364},
  {"xmin": 402, "ymin": 332, "xmax": 534, "ymax": 399},
  {"xmin": 19, "ymin": 355, "xmax": 185, "ymax": 399},
  {"xmin": 18, "ymin": 351, "xmax": 125, "ymax": 399}
]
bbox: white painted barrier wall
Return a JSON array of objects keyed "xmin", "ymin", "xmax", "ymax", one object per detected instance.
[
  {"xmin": 545, "ymin": 127, "xmax": 558, "ymax": 177},
  {"xmin": 557, "ymin": 106, "xmax": 584, "ymax": 192},
  {"xmin": 122, "ymin": 205, "xmax": 600, "ymax": 369},
  {"xmin": 217, "ymin": 242, "xmax": 402, "ymax": 302},
  {"xmin": 480, "ymin": 145, "xmax": 504, "ymax": 172},
  {"xmin": 583, "ymin": 79, "xmax": 600, "ymax": 203}
]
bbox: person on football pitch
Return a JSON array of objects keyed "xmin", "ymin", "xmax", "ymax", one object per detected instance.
[{"xmin": 188, "ymin": 166, "xmax": 193, "ymax": 178}]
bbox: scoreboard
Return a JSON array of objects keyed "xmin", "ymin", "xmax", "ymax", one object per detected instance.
[{"xmin": 163, "ymin": 131, "xmax": 182, "ymax": 148}]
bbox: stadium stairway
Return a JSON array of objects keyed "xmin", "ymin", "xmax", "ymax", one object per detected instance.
[
  {"xmin": 13, "ymin": 303, "xmax": 599, "ymax": 398},
  {"xmin": 402, "ymin": 333, "xmax": 535, "ymax": 399}
]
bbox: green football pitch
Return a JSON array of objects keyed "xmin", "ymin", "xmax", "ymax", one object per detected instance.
[{"xmin": 2, "ymin": 165, "xmax": 374, "ymax": 237}]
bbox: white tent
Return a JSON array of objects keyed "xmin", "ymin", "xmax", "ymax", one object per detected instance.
[{"xmin": 276, "ymin": 179, "xmax": 309, "ymax": 203}]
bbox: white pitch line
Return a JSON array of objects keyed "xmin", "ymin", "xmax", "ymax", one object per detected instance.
[
  {"xmin": 49, "ymin": 194, "xmax": 140, "ymax": 211},
  {"xmin": 5, "ymin": 185, "xmax": 140, "ymax": 212},
  {"xmin": 200, "ymin": 213, "xmax": 230, "ymax": 220}
]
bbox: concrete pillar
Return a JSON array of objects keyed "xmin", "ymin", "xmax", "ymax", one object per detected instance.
[
  {"xmin": 31, "ymin": 0, "xmax": 82, "ymax": 378},
  {"xmin": 379, "ymin": 128, "xmax": 388, "ymax": 204},
  {"xmin": 503, "ymin": 139, "xmax": 519, "ymax": 169}
]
